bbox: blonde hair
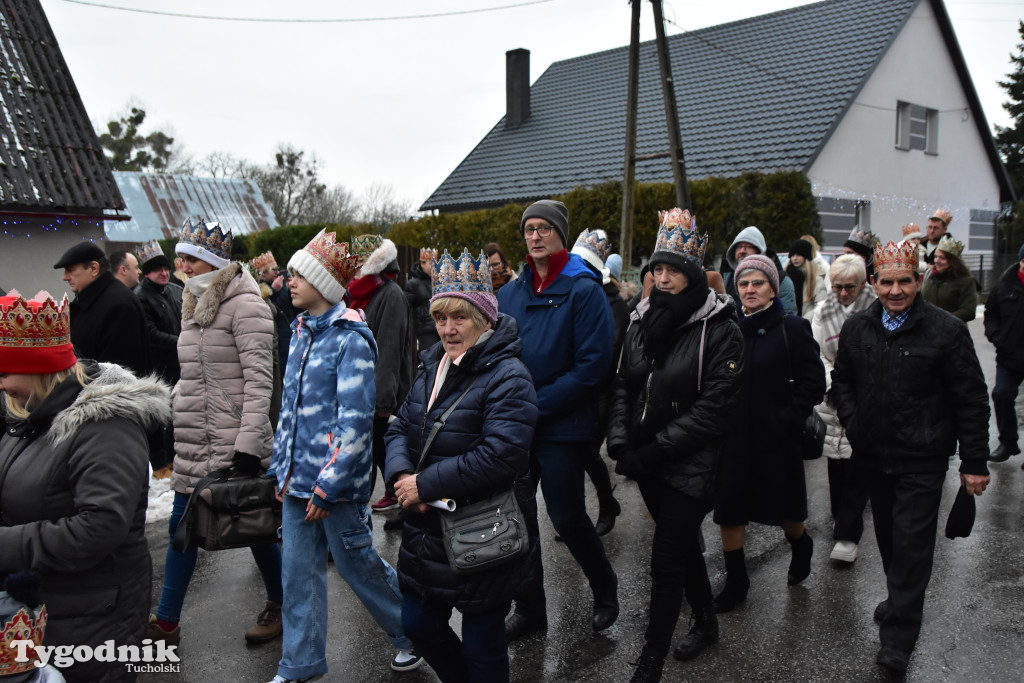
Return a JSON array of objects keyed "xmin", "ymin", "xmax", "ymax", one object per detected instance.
[
  {"xmin": 800, "ymin": 235, "xmax": 822, "ymax": 258},
  {"xmin": 429, "ymin": 296, "xmax": 489, "ymax": 329},
  {"xmin": 830, "ymin": 254, "xmax": 867, "ymax": 284},
  {"xmin": 790, "ymin": 255, "xmax": 821, "ymax": 303},
  {"xmin": 3, "ymin": 362, "xmax": 90, "ymax": 420}
]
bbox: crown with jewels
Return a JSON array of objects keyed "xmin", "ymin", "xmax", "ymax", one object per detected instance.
[
  {"xmin": 304, "ymin": 229, "xmax": 361, "ymax": 286},
  {"xmin": 572, "ymin": 229, "xmax": 611, "ymax": 264},
  {"xmin": 874, "ymin": 241, "xmax": 920, "ymax": 272},
  {"xmin": 419, "ymin": 248, "xmax": 438, "ymax": 261},
  {"xmin": 653, "ymin": 208, "xmax": 709, "ymax": 266},
  {"xmin": 351, "ymin": 234, "xmax": 384, "ymax": 263},
  {"xmin": 179, "ymin": 218, "xmax": 232, "ymax": 261},
  {"xmin": 136, "ymin": 241, "xmax": 164, "ymax": 265},
  {"xmin": 0, "ymin": 605, "xmax": 47, "ymax": 676},
  {"xmin": 432, "ymin": 249, "xmax": 493, "ymax": 298},
  {"xmin": 936, "ymin": 234, "xmax": 965, "ymax": 258},
  {"xmin": 0, "ymin": 291, "xmax": 72, "ymax": 351},
  {"xmin": 846, "ymin": 226, "xmax": 878, "ymax": 249},
  {"xmin": 251, "ymin": 251, "xmax": 277, "ymax": 272}
]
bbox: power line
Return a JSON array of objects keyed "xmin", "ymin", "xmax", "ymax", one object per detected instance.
[{"xmin": 54, "ymin": 0, "xmax": 555, "ymax": 23}]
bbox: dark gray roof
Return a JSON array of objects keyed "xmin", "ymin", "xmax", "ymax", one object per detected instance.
[
  {"xmin": 0, "ymin": 0, "xmax": 124, "ymax": 215},
  {"xmin": 422, "ymin": 0, "xmax": 1012, "ymax": 212}
]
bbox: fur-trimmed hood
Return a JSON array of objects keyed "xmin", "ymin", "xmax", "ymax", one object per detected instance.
[
  {"xmin": 48, "ymin": 363, "xmax": 172, "ymax": 447},
  {"xmin": 182, "ymin": 262, "xmax": 260, "ymax": 327},
  {"xmin": 357, "ymin": 238, "xmax": 398, "ymax": 277}
]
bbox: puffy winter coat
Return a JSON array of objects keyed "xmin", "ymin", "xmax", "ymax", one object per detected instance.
[
  {"xmin": 0, "ymin": 363, "xmax": 169, "ymax": 683},
  {"xmin": 922, "ymin": 269, "xmax": 978, "ymax": 322},
  {"xmin": 496, "ymin": 252, "xmax": 613, "ymax": 442},
  {"xmin": 270, "ymin": 302, "xmax": 377, "ymax": 505},
  {"xmin": 404, "ymin": 264, "xmax": 440, "ymax": 351},
  {"xmin": 607, "ymin": 290, "xmax": 744, "ymax": 502},
  {"xmin": 984, "ymin": 263, "xmax": 1024, "ymax": 373},
  {"xmin": 832, "ymin": 297, "xmax": 990, "ymax": 475},
  {"xmin": 384, "ymin": 315, "xmax": 538, "ymax": 615},
  {"xmin": 69, "ymin": 271, "xmax": 151, "ymax": 376},
  {"xmin": 134, "ymin": 277, "xmax": 182, "ymax": 373},
  {"xmin": 172, "ymin": 263, "xmax": 275, "ymax": 493}
]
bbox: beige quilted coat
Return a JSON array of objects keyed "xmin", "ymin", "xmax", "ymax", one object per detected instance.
[{"xmin": 172, "ymin": 262, "xmax": 274, "ymax": 493}]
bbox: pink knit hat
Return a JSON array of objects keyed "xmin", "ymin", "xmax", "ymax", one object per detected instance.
[{"xmin": 735, "ymin": 254, "xmax": 780, "ymax": 294}]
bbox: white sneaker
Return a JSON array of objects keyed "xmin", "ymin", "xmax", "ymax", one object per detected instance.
[
  {"xmin": 392, "ymin": 648, "xmax": 424, "ymax": 672},
  {"xmin": 267, "ymin": 675, "xmax": 323, "ymax": 683},
  {"xmin": 830, "ymin": 540, "xmax": 858, "ymax": 563}
]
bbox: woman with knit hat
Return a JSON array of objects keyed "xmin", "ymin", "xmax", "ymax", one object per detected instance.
[
  {"xmin": 607, "ymin": 209, "xmax": 744, "ymax": 682},
  {"xmin": 148, "ymin": 218, "xmax": 284, "ymax": 647},
  {"xmin": 712, "ymin": 254, "xmax": 826, "ymax": 613},
  {"xmin": 0, "ymin": 291, "xmax": 169, "ymax": 682},
  {"xmin": 384, "ymin": 249, "xmax": 539, "ymax": 683},
  {"xmin": 786, "ymin": 238, "xmax": 828, "ymax": 319}
]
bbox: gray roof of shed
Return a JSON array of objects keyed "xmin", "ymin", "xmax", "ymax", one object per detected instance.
[
  {"xmin": 422, "ymin": 0, "xmax": 1012, "ymax": 211},
  {"xmin": 0, "ymin": 0, "xmax": 124, "ymax": 215}
]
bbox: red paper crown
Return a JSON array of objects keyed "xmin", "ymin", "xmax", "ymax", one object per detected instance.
[
  {"xmin": 0, "ymin": 606, "xmax": 47, "ymax": 676},
  {"xmin": 0, "ymin": 291, "xmax": 77, "ymax": 374},
  {"xmin": 305, "ymin": 230, "xmax": 361, "ymax": 286},
  {"xmin": 874, "ymin": 241, "xmax": 920, "ymax": 272}
]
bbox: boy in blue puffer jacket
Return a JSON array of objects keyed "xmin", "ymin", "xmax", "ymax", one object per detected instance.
[{"xmin": 267, "ymin": 230, "xmax": 420, "ymax": 683}]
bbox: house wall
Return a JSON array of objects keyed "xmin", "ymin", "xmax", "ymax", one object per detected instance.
[
  {"xmin": 1, "ymin": 216, "xmax": 107, "ymax": 297},
  {"xmin": 806, "ymin": 0, "xmax": 1001, "ymax": 253}
]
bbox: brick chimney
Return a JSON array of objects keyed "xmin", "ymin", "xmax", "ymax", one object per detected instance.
[{"xmin": 506, "ymin": 48, "xmax": 530, "ymax": 129}]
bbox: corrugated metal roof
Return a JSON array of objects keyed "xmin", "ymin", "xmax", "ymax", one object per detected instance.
[
  {"xmin": 0, "ymin": 0, "xmax": 124, "ymax": 214},
  {"xmin": 422, "ymin": 0, "xmax": 916, "ymax": 211},
  {"xmin": 104, "ymin": 172, "xmax": 278, "ymax": 242}
]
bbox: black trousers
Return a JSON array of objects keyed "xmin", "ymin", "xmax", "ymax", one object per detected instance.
[
  {"xmin": 828, "ymin": 458, "xmax": 869, "ymax": 543},
  {"xmin": 637, "ymin": 478, "xmax": 714, "ymax": 658},
  {"xmin": 370, "ymin": 415, "xmax": 393, "ymax": 496},
  {"xmin": 864, "ymin": 466, "xmax": 945, "ymax": 654}
]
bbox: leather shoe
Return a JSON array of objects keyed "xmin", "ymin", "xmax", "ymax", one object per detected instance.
[
  {"xmin": 988, "ymin": 443, "xmax": 1021, "ymax": 463},
  {"xmin": 592, "ymin": 578, "xmax": 619, "ymax": 632},
  {"xmin": 873, "ymin": 599, "xmax": 888, "ymax": 623},
  {"xmin": 876, "ymin": 646, "xmax": 909, "ymax": 675},
  {"xmin": 504, "ymin": 612, "xmax": 547, "ymax": 642}
]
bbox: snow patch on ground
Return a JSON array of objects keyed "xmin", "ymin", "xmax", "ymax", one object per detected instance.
[{"xmin": 147, "ymin": 473, "xmax": 175, "ymax": 523}]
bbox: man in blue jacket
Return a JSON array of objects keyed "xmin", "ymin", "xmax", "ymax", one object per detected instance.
[{"xmin": 497, "ymin": 200, "xmax": 619, "ymax": 640}]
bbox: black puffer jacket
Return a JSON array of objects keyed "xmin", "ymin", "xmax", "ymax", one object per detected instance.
[
  {"xmin": 134, "ymin": 277, "xmax": 182, "ymax": 373},
  {"xmin": 832, "ymin": 297, "xmax": 990, "ymax": 475},
  {"xmin": 607, "ymin": 290, "xmax": 744, "ymax": 502},
  {"xmin": 384, "ymin": 315, "xmax": 539, "ymax": 615},
  {"xmin": 404, "ymin": 264, "xmax": 440, "ymax": 351},
  {"xmin": 984, "ymin": 263, "xmax": 1024, "ymax": 373}
]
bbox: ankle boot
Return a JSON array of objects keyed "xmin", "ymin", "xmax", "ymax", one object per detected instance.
[
  {"xmin": 713, "ymin": 548, "xmax": 749, "ymax": 613},
  {"xmin": 672, "ymin": 604, "xmax": 719, "ymax": 661},
  {"xmin": 595, "ymin": 495, "xmax": 621, "ymax": 536},
  {"xmin": 592, "ymin": 574, "xmax": 619, "ymax": 632},
  {"xmin": 629, "ymin": 647, "xmax": 664, "ymax": 683},
  {"xmin": 786, "ymin": 530, "xmax": 814, "ymax": 585}
]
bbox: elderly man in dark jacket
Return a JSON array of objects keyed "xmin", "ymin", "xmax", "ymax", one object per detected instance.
[
  {"xmin": 984, "ymin": 243, "xmax": 1024, "ymax": 465},
  {"xmin": 832, "ymin": 240, "xmax": 990, "ymax": 676},
  {"xmin": 497, "ymin": 200, "xmax": 618, "ymax": 640},
  {"xmin": 54, "ymin": 242, "xmax": 151, "ymax": 376}
]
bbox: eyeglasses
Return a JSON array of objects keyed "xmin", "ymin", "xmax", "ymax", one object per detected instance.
[
  {"xmin": 523, "ymin": 224, "xmax": 554, "ymax": 237},
  {"xmin": 832, "ymin": 283, "xmax": 860, "ymax": 292},
  {"xmin": 737, "ymin": 279, "xmax": 768, "ymax": 289}
]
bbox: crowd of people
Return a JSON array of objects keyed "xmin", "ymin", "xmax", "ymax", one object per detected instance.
[{"xmin": 0, "ymin": 200, "xmax": 1019, "ymax": 683}]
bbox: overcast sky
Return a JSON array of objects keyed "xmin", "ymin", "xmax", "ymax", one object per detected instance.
[{"xmin": 39, "ymin": 0, "xmax": 1022, "ymax": 212}]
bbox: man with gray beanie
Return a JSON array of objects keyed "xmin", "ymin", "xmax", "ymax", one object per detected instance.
[{"xmin": 497, "ymin": 199, "xmax": 619, "ymax": 640}]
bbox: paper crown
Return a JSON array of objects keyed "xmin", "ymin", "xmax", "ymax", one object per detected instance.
[
  {"xmin": 846, "ymin": 226, "xmax": 878, "ymax": 249},
  {"xmin": 0, "ymin": 605, "xmax": 47, "ymax": 676},
  {"xmin": 251, "ymin": 251, "xmax": 277, "ymax": 272},
  {"xmin": 179, "ymin": 218, "xmax": 232, "ymax": 261},
  {"xmin": 351, "ymin": 234, "xmax": 384, "ymax": 262},
  {"xmin": 936, "ymin": 234, "xmax": 965, "ymax": 258},
  {"xmin": 136, "ymin": 241, "xmax": 165, "ymax": 265},
  {"xmin": 901, "ymin": 222, "xmax": 923, "ymax": 240},
  {"xmin": 572, "ymin": 229, "xmax": 612, "ymax": 264},
  {"xmin": 653, "ymin": 208, "xmax": 709, "ymax": 266},
  {"xmin": 930, "ymin": 208, "xmax": 953, "ymax": 226},
  {"xmin": 874, "ymin": 241, "xmax": 920, "ymax": 272},
  {"xmin": 0, "ymin": 291, "xmax": 77, "ymax": 374},
  {"xmin": 419, "ymin": 248, "xmax": 438, "ymax": 261},
  {"xmin": 303, "ymin": 229, "xmax": 361, "ymax": 286},
  {"xmin": 432, "ymin": 249, "xmax": 493, "ymax": 298}
]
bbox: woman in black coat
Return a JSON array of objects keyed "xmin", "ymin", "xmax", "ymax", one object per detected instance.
[
  {"xmin": 712, "ymin": 255, "xmax": 826, "ymax": 613},
  {"xmin": 385, "ymin": 250, "xmax": 538, "ymax": 683},
  {"xmin": 607, "ymin": 213, "xmax": 744, "ymax": 682}
]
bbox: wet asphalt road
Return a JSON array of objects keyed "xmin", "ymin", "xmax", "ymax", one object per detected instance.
[{"xmin": 140, "ymin": 317, "xmax": 1024, "ymax": 683}]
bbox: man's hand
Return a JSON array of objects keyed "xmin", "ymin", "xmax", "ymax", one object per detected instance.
[
  {"xmin": 271, "ymin": 274, "xmax": 285, "ymax": 292},
  {"xmin": 961, "ymin": 473, "xmax": 990, "ymax": 496}
]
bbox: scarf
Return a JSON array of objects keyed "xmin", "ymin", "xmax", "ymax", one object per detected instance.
[
  {"xmin": 528, "ymin": 249, "xmax": 569, "ymax": 294},
  {"xmin": 641, "ymin": 284, "xmax": 709, "ymax": 365},
  {"xmin": 347, "ymin": 274, "xmax": 383, "ymax": 311},
  {"xmin": 1018, "ymin": 267, "xmax": 1024, "ymax": 287},
  {"xmin": 815, "ymin": 284, "xmax": 876, "ymax": 364}
]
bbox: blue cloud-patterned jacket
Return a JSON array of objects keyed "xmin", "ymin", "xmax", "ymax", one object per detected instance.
[{"xmin": 269, "ymin": 300, "xmax": 377, "ymax": 507}]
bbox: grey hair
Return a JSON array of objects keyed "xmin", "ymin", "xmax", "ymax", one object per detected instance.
[{"xmin": 829, "ymin": 254, "xmax": 866, "ymax": 283}]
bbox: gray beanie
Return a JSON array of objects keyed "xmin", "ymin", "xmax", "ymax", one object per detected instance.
[{"xmin": 520, "ymin": 200, "xmax": 569, "ymax": 247}]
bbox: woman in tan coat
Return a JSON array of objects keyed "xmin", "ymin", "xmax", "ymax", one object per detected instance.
[{"xmin": 147, "ymin": 219, "xmax": 283, "ymax": 646}]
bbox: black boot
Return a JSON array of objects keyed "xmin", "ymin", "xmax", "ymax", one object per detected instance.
[
  {"xmin": 629, "ymin": 648, "xmax": 664, "ymax": 683},
  {"xmin": 595, "ymin": 495, "xmax": 621, "ymax": 536},
  {"xmin": 592, "ymin": 575, "xmax": 619, "ymax": 632},
  {"xmin": 713, "ymin": 548, "xmax": 749, "ymax": 613},
  {"xmin": 672, "ymin": 604, "xmax": 719, "ymax": 661},
  {"xmin": 786, "ymin": 530, "xmax": 814, "ymax": 585}
]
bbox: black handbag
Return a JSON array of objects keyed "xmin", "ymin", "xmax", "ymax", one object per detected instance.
[
  {"xmin": 172, "ymin": 464, "xmax": 282, "ymax": 552},
  {"xmin": 781, "ymin": 322, "xmax": 827, "ymax": 460},
  {"xmin": 414, "ymin": 377, "xmax": 528, "ymax": 574}
]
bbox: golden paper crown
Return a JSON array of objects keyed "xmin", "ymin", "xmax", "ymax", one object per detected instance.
[
  {"xmin": 136, "ymin": 241, "xmax": 164, "ymax": 265},
  {"xmin": 572, "ymin": 229, "xmax": 612, "ymax": 263},
  {"xmin": 0, "ymin": 606, "xmax": 47, "ymax": 676},
  {"xmin": 251, "ymin": 251, "xmax": 277, "ymax": 272},
  {"xmin": 351, "ymin": 234, "xmax": 384, "ymax": 263},
  {"xmin": 654, "ymin": 208, "xmax": 708, "ymax": 266},
  {"xmin": 901, "ymin": 222, "xmax": 923, "ymax": 239},
  {"xmin": 936, "ymin": 234, "xmax": 965, "ymax": 258},
  {"xmin": 432, "ymin": 249, "xmax": 492, "ymax": 297},
  {"xmin": 419, "ymin": 248, "xmax": 438, "ymax": 261},
  {"xmin": 874, "ymin": 241, "xmax": 920, "ymax": 272},
  {"xmin": 304, "ymin": 230, "xmax": 361, "ymax": 286},
  {"xmin": 930, "ymin": 209, "xmax": 953, "ymax": 226},
  {"xmin": 179, "ymin": 218, "xmax": 232, "ymax": 260},
  {"xmin": 0, "ymin": 291, "xmax": 72, "ymax": 351}
]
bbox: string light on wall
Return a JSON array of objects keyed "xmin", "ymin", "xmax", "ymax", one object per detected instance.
[{"xmin": 0, "ymin": 217, "xmax": 107, "ymax": 240}]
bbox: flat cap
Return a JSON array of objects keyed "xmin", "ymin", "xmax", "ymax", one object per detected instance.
[{"xmin": 53, "ymin": 242, "xmax": 105, "ymax": 269}]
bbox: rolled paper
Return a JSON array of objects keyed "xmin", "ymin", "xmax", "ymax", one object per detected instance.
[{"xmin": 427, "ymin": 498, "xmax": 457, "ymax": 512}]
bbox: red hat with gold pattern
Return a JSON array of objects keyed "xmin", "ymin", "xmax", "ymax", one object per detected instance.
[{"xmin": 0, "ymin": 291, "xmax": 77, "ymax": 374}]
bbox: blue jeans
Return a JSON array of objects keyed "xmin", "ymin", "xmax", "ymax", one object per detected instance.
[
  {"xmin": 993, "ymin": 364, "xmax": 1024, "ymax": 448},
  {"xmin": 515, "ymin": 440, "xmax": 616, "ymax": 616},
  {"xmin": 277, "ymin": 496, "xmax": 411, "ymax": 680},
  {"xmin": 157, "ymin": 492, "xmax": 282, "ymax": 622},
  {"xmin": 402, "ymin": 593, "xmax": 510, "ymax": 683}
]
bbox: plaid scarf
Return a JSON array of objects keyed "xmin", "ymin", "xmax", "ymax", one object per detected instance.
[{"xmin": 815, "ymin": 285, "xmax": 876, "ymax": 364}]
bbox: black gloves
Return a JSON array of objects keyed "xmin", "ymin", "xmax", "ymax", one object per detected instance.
[
  {"xmin": 613, "ymin": 443, "xmax": 664, "ymax": 480},
  {"xmin": 232, "ymin": 452, "xmax": 262, "ymax": 476}
]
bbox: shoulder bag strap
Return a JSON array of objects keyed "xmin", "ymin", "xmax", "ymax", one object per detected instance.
[
  {"xmin": 413, "ymin": 377, "xmax": 478, "ymax": 473},
  {"xmin": 171, "ymin": 465, "xmax": 236, "ymax": 552}
]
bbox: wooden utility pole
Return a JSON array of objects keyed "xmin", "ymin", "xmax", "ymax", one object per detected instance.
[
  {"xmin": 651, "ymin": 0, "xmax": 691, "ymax": 210},
  {"xmin": 620, "ymin": 0, "xmax": 641, "ymax": 268}
]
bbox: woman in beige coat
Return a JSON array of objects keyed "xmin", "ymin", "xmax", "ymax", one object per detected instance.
[{"xmin": 147, "ymin": 219, "xmax": 283, "ymax": 646}]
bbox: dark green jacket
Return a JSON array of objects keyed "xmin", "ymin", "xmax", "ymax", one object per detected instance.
[{"xmin": 922, "ymin": 270, "xmax": 978, "ymax": 322}]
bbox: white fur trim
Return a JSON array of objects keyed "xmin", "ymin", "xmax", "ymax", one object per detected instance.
[
  {"xmin": 357, "ymin": 238, "xmax": 398, "ymax": 277},
  {"xmin": 175, "ymin": 241, "xmax": 230, "ymax": 269},
  {"xmin": 572, "ymin": 246, "xmax": 611, "ymax": 284},
  {"xmin": 288, "ymin": 249, "xmax": 346, "ymax": 305}
]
